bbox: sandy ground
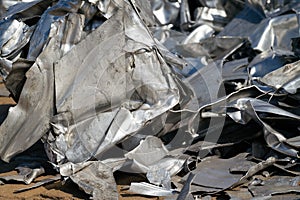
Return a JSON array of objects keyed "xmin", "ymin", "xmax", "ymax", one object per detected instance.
[
  {"xmin": 0, "ymin": 171, "xmax": 162, "ymax": 200},
  {"xmin": 0, "ymin": 81, "xmax": 162, "ymax": 200},
  {"xmin": 0, "ymin": 168, "xmax": 162, "ymax": 200},
  {"xmin": 0, "ymin": 171, "xmax": 161, "ymax": 200}
]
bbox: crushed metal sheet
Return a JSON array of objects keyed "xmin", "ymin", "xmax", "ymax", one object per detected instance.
[
  {"xmin": 48, "ymin": 2, "xmax": 182, "ymax": 165},
  {"xmin": 249, "ymin": 176, "xmax": 300, "ymax": 197},
  {"xmin": 129, "ymin": 182, "xmax": 178, "ymax": 197},
  {"xmin": 226, "ymin": 188, "xmax": 253, "ymax": 200},
  {"xmin": 187, "ymin": 153, "xmax": 255, "ymax": 191},
  {"xmin": 229, "ymin": 156, "xmax": 276, "ymax": 189},
  {"xmin": 14, "ymin": 175, "xmax": 61, "ymax": 193},
  {"xmin": 227, "ymin": 97, "xmax": 300, "ymax": 157},
  {"xmin": 60, "ymin": 161, "xmax": 118, "ymax": 200},
  {"xmin": 0, "ymin": 37, "xmax": 61, "ymax": 162},
  {"xmin": 0, "ymin": 0, "xmax": 300, "ymax": 199},
  {"xmin": 0, "ymin": 165, "xmax": 45, "ymax": 185},
  {"xmin": 259, "ymin": 60, "xmax": 300, "ymax": 94}
]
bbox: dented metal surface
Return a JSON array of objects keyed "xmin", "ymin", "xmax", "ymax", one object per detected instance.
[
  {"xmin": 48, "ymin": 2, "xmax": 182, "ymax": 165},
  {"xmin": 0, "ymin": 0, "xmax": 299, "ymax": 199},
  {"xmin": 60, "ymin": 161, "xmax": 118, "ymax": 199},
  {"xmin": 129, "ymin": 182, "xmax": 177, "ymax": 197}
]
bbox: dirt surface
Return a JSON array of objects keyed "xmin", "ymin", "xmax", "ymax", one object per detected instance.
[
  {"xmin": 0, "ymin": 171, "xmax": 87, "ymax": 200},
  {"xmin": 0, "ymin": 83, "xmax": 162, "ymax": 200},
  {"xmin": 0, "ymin": 159, "xmax": 161, "ymax": 200},
  {"xmin": 0, "ymin": 171, "xmax": 160, "ymax": 200}
]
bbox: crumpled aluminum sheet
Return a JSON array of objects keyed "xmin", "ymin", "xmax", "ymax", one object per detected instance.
[
  {"xmin": 149, "ymin": 0, "xmax": 180, "ymax": 26},
  {"xmin": 227, "ymin": 97, "xmax": 300, "ymax": 157},
  {"xmin": 60, "ymin": 161, "xmax": 118, "ymax": 199},
  {"xmin": 259, "ymin": 60, "xmax": 300, "ymax": 94},
  {"xmin": 248, "ymin": 175, "xmax": 300, "ymax": 197},
  {"xmin": 249, "ymin": 13, "xmax": 299, "ymax": 52},
  {"xmin": 0, "ymin": 3, "xmax": 86, "ymax": 160},
  {"xmin": 186, "ymin": 153, "xmax": 254, "ymax": 191},
  {"xmin": 47, "ymin": 2, "xmax": 183, "ymax": 165},
  {"xmin": 0, "ymin": 0, "xmax": 37, "ymax": 15},
  {"xmin": 0, "ymin": 166, "xmax": 45, "ymax": 184},
  {"xmin": 0, "ymin": 0, "xmax": 300, "ymax": 199},
  {"xmin": 129, "ymin": 182, "xmax": 178, "ymax": 197}
]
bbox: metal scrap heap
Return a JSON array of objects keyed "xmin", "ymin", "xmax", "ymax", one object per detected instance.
[{"xmin": 0, "ymin": 0, "xmax": 299, "ymax": 199}]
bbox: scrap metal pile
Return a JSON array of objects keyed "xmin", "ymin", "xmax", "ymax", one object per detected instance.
[{"xmin": 0, "ymin": 0, "xmax": 299, "ymax": 199}]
